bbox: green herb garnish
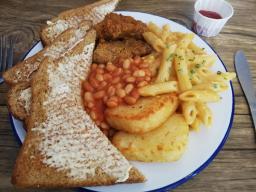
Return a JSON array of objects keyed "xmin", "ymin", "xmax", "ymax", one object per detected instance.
[
  {"xmin": 168, "ymin": 66, "xmax": 172, "ymax": 73},
  {"xmin": 212, "ymin": 83, "xmax": 218, "ymax": 89},
  {"xmin": 189, "ymin": 72, "xmax": 193, "ymax": 79},
  {"xmin": 188, "ymin": 57, "xmax": 195, "ymax": 62},
  {"xmin": 195, "ymin": 64, "xmax": 201, "ymax": 68},
  {"xmin": 166, "ymin": 53, "xmax": 174, "ymax": 61},
  {"xmin": 178, "ymin": 55, "xmax": 183, "ymax": 60},
  {"xmin": 190, "ymin": 69, "xmax": 196, "ymax": 74}
]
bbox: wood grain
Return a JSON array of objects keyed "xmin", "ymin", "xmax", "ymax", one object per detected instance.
[{"xmin": 0, "ymin": 0, "xmax": 256, "ymax": 191}]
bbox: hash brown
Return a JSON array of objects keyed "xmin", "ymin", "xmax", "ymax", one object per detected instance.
[
  {"xmin": 112, "ymin": 114, "xmax": 189, "ymax": 162},
  {"xmin": 105, "ymin": 94, "xmax": 178, "ymax": 134}
]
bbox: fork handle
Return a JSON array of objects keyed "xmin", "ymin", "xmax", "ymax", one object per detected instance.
[{"xmin": 0, "ymin": 77, "xmax": 4, "ymax": 84}]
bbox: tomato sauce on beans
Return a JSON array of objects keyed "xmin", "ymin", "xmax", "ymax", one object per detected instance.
[{"xmin": 82, "ymin": 56, "xmax": 152, "ymax": 137}]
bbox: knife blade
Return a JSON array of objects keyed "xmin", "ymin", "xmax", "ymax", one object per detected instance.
[{"xmin": 235, "ymin": 50, "xmax": 256, "ymax": 135}]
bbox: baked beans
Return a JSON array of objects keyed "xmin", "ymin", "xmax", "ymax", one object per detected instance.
[{"xmin": 82, "ymin": 56, "xmax": 152, "ymax": 137}]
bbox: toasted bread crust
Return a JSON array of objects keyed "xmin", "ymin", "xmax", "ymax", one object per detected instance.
[
  {"xmin": 12, "ymin": 30, "xmax": 145, "ymax": 188},
  {"xmin": 40, "ymin": 0, "xmax": 120, "ymax": 45},
  {"xmin": 7, "ymin": 83, "xmax": 31, "ymax": 120},
  {"xmin": 3, "ymin": 21, "xmax": 91, "ymax": 86},
  {"xmin": 3, "ymin": 51, "xmax": 43, "ymax": 86},
  {"xmin": 5, "ymin": 21, "xmax": 92, "ymax": 121}
]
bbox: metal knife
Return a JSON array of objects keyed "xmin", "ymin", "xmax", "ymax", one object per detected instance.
[{"xmin": 235, "ymin": 50, "xmax": 256, "ymax": 135}]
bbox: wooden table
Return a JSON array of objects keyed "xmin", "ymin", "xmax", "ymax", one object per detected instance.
[{"xmin": 0, "ymin": 0, "xmax": 256, "ymax": 191}]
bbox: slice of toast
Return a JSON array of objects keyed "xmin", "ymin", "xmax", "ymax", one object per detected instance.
[
  {"xmin": 7, "ymin": 83, "xmax": 31, "ymax": 121},
  {"xmin": 40, "ymin": 0, "xmax": 119, "ymax": 45},
  {"xmin": 12, "ymin": 29, "xmax": 145, "ymax": 188},
  {"xmin": 3, "ymin": 21, "xmax": 92, "ymax": 85}
]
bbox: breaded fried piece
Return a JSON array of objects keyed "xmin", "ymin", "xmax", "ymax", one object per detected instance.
[
  {"xmin": 93, "ymin": 38, "xmax": 152, "ymax": 63},
  {"xmin": 95, "ymin": 13, "xmax": 147, "ymax": 40}
]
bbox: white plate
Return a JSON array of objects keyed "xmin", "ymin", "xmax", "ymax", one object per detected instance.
[{"xmin": 10, "ymin": 11, "xmax": 234, "ymax": 192}]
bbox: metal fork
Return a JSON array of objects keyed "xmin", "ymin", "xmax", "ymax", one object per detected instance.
[{"xmin": 0, "ymin": 35, "xmax": 14, "ymax": 84}]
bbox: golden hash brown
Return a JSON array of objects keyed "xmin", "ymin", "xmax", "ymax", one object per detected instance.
[
  {"xmin": 105, "ymin": 94, "xmax": 178, "ymax": 134},
  {"xmin": 112, "ymin": 114, "xmax": 189, "ymax": 162}
]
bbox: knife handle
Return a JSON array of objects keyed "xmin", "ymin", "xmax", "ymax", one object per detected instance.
[{"xmin": 249, "ymin": 103, "xmax": 256, "ymax": 136}]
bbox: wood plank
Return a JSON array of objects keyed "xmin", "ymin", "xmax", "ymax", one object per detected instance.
[
  {"xmin": 0, "ymin": 0, "xmax": 256, "ymax": 191},
  {"xmin": 1, "ymin": 149, "xmax": 255, "ymax": 191},
  {"xmin": 174, "ymin": 150, "xmax": 256, "ymax": 191}
]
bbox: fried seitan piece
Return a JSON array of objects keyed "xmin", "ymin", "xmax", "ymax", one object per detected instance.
[
  {"xmin": 95, "ymin": 13, "xmax": 147, "ymax": 40},
  {"xmin": 93, "ymin": 38, "xmax": 152, "ymax": 64}
]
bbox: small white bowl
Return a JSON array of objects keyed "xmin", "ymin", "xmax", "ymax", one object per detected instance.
[{"xmin": 193, "ymin": 0, "xmax": 234, "ymax": 37}]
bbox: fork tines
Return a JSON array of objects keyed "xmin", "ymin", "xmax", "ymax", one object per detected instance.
[{"xmin": 0, "ymin": 35, "xmax": 14, "ymax": 73}]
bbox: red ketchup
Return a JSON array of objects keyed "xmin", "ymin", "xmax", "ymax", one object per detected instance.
[{"xmin": 199, "ymin": 10, "xmax": 222, "ymax": 19}]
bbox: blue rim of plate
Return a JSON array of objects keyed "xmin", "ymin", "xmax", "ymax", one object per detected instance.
[{"xmin": 8, "ymin": 12, "xmax": 235, "ymax": 192}]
